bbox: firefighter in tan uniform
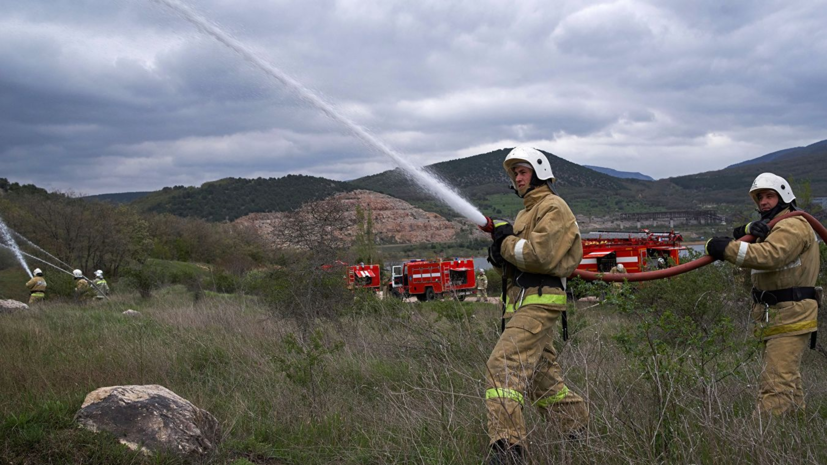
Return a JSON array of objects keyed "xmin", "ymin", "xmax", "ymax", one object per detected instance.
[
  {"xmin": 73, "ymin": 269, "xmax": 94, "ymax": 302},
  {"xmin": 484, "ymin": 146, "xmax": 588, "ymax": 464},
  {"xmin": 609, "ymin": 264, "xmax": 627, "ymax": 291},
  {"xmin": 477, "ymin": 269, "xmax": 489, "ymax": 301},
  {"xmin": 26, "ymin": 268, "xmax": 47, "ymax": 304},
  {"xmin": 93, "ymin": 270, "xmax": 110, "ymax": 300},
  {"xmin": 706, "ymin": 173, "xmax": 819, "ymax": 415}
]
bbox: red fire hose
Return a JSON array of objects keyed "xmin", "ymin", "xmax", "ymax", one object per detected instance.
[{"xmin": 480, "ymin": 212, "xmax": 827, "ymax": 283}]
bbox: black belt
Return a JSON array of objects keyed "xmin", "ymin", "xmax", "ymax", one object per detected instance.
[
  {"xmin": 752, "ymin": 287, "xmax": 817, "ymax": 305},
  {"xmin": 30, "ymin": 291, "xmax": 45, "ymax": 294},
  {"xmin": 514, "ymin": 272, "xmax": 563, "ymax": 296}
]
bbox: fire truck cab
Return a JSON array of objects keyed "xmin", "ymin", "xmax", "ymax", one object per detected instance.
[
  {"xmin": 578, "ymin": 230, "xmax": 685, "ymax": 273},
  {"xmin": 388, "ymin": 258, "xmax": 477, "ymax": 301}
]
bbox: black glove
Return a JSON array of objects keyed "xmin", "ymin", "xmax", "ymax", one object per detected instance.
[
  {"xmin": 487, "ymin": 220, "xmax": 514, "ymax": 267},
  {"xmin": 492, "ymin": 221, "xmax": 514, "ymax": 243},
  {"xmin": 487, "ymin": 243, "xmax": 504, "ymax": 268},
  {"xmin": 705, "ymin": 237, "xmax": 732, "ymax": 261},
  {"xmin": 732, "ymin": 221, "xmax": 769, "ymax": 240}
]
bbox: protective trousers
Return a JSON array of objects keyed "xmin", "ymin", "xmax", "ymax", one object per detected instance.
[
  {"xmin": 28, "ymin": 293, "xmax": 45, "ymax": 304},
  {"xmin": 485, "ymin": 304, "xmax": 588, "ymax": 446},
  {"xmin": 757, "ymin": 333, "xmax": 808, "ymax": 415}
]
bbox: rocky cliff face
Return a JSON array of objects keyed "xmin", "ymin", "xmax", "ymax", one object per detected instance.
[{"xmin": 236, "ymin": 190, "xmax": 480, "ymax": 247}]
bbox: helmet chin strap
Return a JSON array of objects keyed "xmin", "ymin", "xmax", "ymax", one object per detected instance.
[{"xmin": 759, "ymin": 201, "xmax": 796, "ymax": 221}]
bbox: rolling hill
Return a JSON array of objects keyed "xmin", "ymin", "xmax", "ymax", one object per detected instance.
[
  {"xmin": 726, "ymin": 139, "xmax": 827, "ymax": 168},
  {"xmin": 128, "ymin": 175, "xmax": 355, "ymax": 222},
  {"xmin": 85, "ymin": 191, "xmax": 152, "ymax": 204}
]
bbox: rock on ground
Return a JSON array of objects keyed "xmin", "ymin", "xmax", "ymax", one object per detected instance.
[
  {"xmin": 0, "ymin": 299, "xmax": 28, "ymax": 313},
  {"xmin": 122, "ymin": 309, "xmax": 141, "ymax": 317},
  {"xmin": 75, "ymin": 385, "xmax": 220, "ymax": 457}
]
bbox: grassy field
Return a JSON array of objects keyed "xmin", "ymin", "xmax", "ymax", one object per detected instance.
[{"xmin": 2, "ymin": 265, "xmax": 827, "ymax": 464}]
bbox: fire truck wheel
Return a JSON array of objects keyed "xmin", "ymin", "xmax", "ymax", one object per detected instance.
[
  {"xmin": 416, "ymin": 293, "xmax": 427, "ymax": 302},
  {"xmin": 425, "ymin": 287, "xmax": 435, "ymax": 301},
  {"xmin": 457, "ymin": 295, "xmax": 466, "ymax": 302}
]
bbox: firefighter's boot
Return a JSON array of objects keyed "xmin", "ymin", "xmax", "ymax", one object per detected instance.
[{"xmin": 486, "ymin": 440, "xmax": 525, "ymax": 465}]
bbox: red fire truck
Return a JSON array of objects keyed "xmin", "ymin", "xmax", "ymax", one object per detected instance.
[
  {"xmin": 578, "ymin": 230, "xmax": 686, "ymax": 273},
  {"xmin": 387, "ymin": 258, "xmax": 477, "ymax": 301},
  {"xmin": 347, "ymin": 263, "xmax": 381, "ymax": 291}
]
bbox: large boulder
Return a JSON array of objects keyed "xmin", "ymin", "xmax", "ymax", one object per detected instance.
[
  {"xmin": 75, "ymin": 385, "xmax": 220, "ymax": 456},
  {"xmin": 0, "ymin": 299, "xmax": 28, "ymax": 313}
]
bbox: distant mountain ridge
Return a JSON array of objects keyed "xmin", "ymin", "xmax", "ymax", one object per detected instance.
[
  {"xmin": 68, "ymin": 138, "xmax": 826, "ymax": 222},
  {"xmin": 583, "ymin": 165, "xmax": 654, "ymax": 181},
  {"xmin": 727, "ymin": 139, "xmax": 827, "ymax": 168}
]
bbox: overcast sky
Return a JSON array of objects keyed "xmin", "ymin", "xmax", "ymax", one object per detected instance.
[{"xmin": 1, "ymin": 0, "xmax": 825, "ymax": 195}]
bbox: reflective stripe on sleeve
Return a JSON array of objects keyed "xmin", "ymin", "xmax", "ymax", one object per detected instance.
[
  {"xmin": 736, "ymin": 242, "xmax": 749, "ymax": 267},
  {"xmin": 534, "ymin": 386, "xmax": 569, "ymax": 408},
  {"xmin": 514, "ymin": 239, "xmax": 527, "ymax": 268},
  {"xmin": 505, "ymin": 293, "xmax": 567, "ymax": 313},
  {"xmin": 486, "ymin": 388, "xmax": 524, "ymax": 405}
]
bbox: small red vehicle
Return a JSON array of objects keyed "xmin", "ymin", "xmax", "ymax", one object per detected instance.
[
  {"xmin": 347, "ymin": 263, "xmax": 381, "ymax": 291},
  {"xmin": 388, "ymin": 258, "xmax": 477, "ymax": 301},
  {"xmin": 578, "ymin": 230, "xmax": 686, "ymax": 273}
]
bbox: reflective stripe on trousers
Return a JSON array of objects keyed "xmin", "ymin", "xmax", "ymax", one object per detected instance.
[
  {"xmin": 485, "ymin": 385, "xmax": 571, "ymax": 408},
  {"xmin": 505, "ymin": 293, "xmax": 566, "ymax": 313},
  {"xmin": 760, "ymin": 320, "xmax": 818, "ymax": 338}
]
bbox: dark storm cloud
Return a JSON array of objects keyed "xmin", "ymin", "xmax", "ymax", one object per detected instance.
[{"xmin": 1, "ymin": 0, "xmax": 825, "ymax": 193}]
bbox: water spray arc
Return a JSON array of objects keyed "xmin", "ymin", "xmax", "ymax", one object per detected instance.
[
  {"xmin": 12, "ymin": 230, "xmax": 75, "ymax": 272},
  {"xmin": 0, "ymin": 243, "xmax": 74, "ymax": 277},
  {"xmin": 0, "ymin": 214, "xmax": 32, "ymax": 278},
  {"xmin": 152, "ymin": 0, "xmax": 487, "ymax": 227}
]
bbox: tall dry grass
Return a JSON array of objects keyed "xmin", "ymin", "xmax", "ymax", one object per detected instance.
[{"xmin": 1, "ymin": 275, "xmax": 826, "ymax": 464}]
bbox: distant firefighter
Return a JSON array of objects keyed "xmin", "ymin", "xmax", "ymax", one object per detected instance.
[
  {"xmin": 477, "ymin": 269, "xmax": 488, "ymax": 300},
  {"xmin": 26, "ymin": 268, "xmax": 47, "ymax": 304},
  {"xmin": 609, "ymin": 264, "xmax": 627, "ymax": 290},
  {"xmin": 93, "ymin": 270, "xmax": 110, "ymax": 299},
  {"xmin": 73, "ymin": 269, "xmax": 94, "ymax": 302}
]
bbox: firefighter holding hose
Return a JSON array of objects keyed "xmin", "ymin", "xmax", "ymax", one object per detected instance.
[
  {"xmin": 706, "ymin": 173, "xmax": 820, "ymax": 415},
  {"xmin": 483, "ymin": 146, "xmax": 588, "ymax": 464},
  {"xmin": 26, "ymin": 268, "xmax": 47, "ymax": 304}
]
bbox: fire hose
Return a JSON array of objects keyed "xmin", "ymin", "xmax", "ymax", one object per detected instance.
[{"xmin": 480, "ymin": 211, "xmax": 827, "ymax": 282}]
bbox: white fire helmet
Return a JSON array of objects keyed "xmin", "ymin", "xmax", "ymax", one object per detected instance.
[
  {"xmin": 749, "ymin": 173, "xmax": 795, "ymax": 204},
  {"xmin": 616, "ymin": 264, "xmax": 625, "ymax": 272},
  {"xmin": 73, "ymin": 269, "xmax": 83, "ymax": 278},
  {"xmin": 479, "ymin": 268, "xmax": 484, "ymax": 273},
  {"xmin": 33, "ymin": 268, "xmax": 43, "ymax": 276},
  {"xmin": 503, "ymin": 146, "xmax": 555, "ymax": 190},
  {"xmin": 95, "ymin": 270, "xmax": 103, "ymax": 278}
]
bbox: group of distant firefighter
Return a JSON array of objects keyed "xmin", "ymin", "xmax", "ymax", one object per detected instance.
[{"xmin": 24, "ymin": 268, "xmax": 110, "ymax": 304}]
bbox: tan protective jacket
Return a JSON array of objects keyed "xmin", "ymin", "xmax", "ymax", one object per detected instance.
[
  {"xmin": 477, "ymin": 274, "xmax": 488, "ymax": 289},
  {"xmin": 75, "ymin": 279, "xmax": 94, "ymax": 300},
  {"xmin": 723, "ymin": 208, "xmax": 819, "ymax": 340},
  {"xmin": 497, "ymin": 185, "xmax": 582, "ymax": 314},
  {"xmin": 26, "ymin": 276, "xmax": 47, "ymax": 293}
]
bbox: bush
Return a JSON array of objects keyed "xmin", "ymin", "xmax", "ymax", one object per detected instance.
[{"xmin": 258, "ymin": 255, "xmax": 354, "ymax": 323}]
